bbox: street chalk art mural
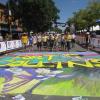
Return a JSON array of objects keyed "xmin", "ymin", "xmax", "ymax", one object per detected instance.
[
  {"xmin": 0, "ymin": 52, "xmax": 100, "ymax": 68},
  {"xmin": 0, "ymin": 52, "xmax": 100, "ymax": 96}
]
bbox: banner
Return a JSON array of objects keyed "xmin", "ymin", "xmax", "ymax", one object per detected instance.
[
  {"xmin": 7, "ymin": 41, "xmax": 14, "ymax": 50},
  {"xmin": 13, "ymin": 40, "xmax": 17, "ymax": 49},
  {"xmin": 18, "ymin": 40, "xmax": 22, "ymax": 47},
  {"xmin": 0, "ymin": 40, "xmax": 27, "ymax": 53},
  {"xmin": 0, "ymin": 42, "xmax": 6, "ymax": 52},
  {"xmin": 77, "ymin": 36, "xmax": 100, "ymax": 48}
]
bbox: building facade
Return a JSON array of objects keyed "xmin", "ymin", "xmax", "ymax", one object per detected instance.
[{"xmin": 0, "ymin": 3, "xmax": 23, "ymax": 40}]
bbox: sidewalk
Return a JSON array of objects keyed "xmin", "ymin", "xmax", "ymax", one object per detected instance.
[
  {"xmin": 0, "ymin": 94, "xmax": 100, "ymax": 100},
  {"xmin": 90, "ymin": 47, "xmax": 100, "ymax": 54},
  {"xmin": 18, "ymin": 43, "xmax": 99, "ymax": 53},
  {"xmin": 76, "ymin": 36, "xmax": 100, "ymax": 53},
  {"xmin": 18, "ymin": 43, "xmax": 87, "ymax": 53},
  {"xmin": 77, "ymin": 43, "xmax": 100, "ymax": 54}
]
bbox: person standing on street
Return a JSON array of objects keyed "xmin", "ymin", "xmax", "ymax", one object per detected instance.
[
  {"xmin": 42, "ymin": 34, "xmax": 48, "ymax": 51},
  {"xmin": 65, "ymin": 32, "xmax": 72, "ymax": 52},
  {"xmin": 29, "ymin": 34, "xmax": 33, "ymax": 51},
  {"xmin": 86, "ymin": 32, "xmax": 91, "ymax": 51},
  {"xmin": 21, "ymin": 32, "xmax": 29, "ymax": 50},
  {"xmin": 49, "ymin": 34, "xmax": 54, "ymax": 51},
  {"xmin": 61, "ymin": 34, "xmax": 65, "ymax": 51},
  {"xmin": 37, "ymin": 33, "xmax": 42, "ymax": 51},
  {"xmin": 71, "ymin": 33, "xmax": 76, "ymax": 48}
]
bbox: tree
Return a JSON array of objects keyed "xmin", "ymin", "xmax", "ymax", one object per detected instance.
[
  {"xmin": 66, "ymin": 1, "xmax": 100, "ymax": 32},
  {"xmin": 87, "ymin": 1, "xmax": 100, "ymax": 26},
  {"xmin": 7, "ymin": 0, "xmax": 59, "ymax": 32}
]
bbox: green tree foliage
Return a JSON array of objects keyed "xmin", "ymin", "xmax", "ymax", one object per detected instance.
[
  {"xmin": 66, "ymin": 1, "xmax": 100, "ymax": 31},
  {"xmin": 7, "ymin": 0, "xmax": 59, "ymax": 32}
]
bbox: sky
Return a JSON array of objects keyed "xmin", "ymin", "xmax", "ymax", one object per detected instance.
[{"xmin": 0, "ymin": 0, "xmax": 7, "ymax": 4}]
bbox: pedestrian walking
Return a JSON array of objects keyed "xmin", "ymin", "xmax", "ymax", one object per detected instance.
[{"xmin": 33, "ymin": 34, "xmax": 37, "ymax": 45}]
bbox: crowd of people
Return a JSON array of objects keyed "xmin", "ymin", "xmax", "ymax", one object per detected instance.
[
  {"xmin": 21, "ymin": 32, "xmax": 76, "ymax": 52},
  {"xmin": 0, "ymin": 31, "xmax": 97, "ymax": 52}
]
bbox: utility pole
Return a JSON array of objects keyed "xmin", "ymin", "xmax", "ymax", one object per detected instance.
[{"xmin": 7, "ymin": 1, "xmax": 12, "ymax": 35}]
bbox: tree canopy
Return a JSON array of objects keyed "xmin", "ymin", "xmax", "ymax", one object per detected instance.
[
  {"xmin": 66, "ymin": 1, "xmax": 100, "ymax": 32},
  {"xmin": 7, "ymin": 0, "xmax": 59, "ymax": 32}
]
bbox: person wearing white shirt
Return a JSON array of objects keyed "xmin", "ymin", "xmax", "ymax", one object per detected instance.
[{"xmin": 37, "ymin": 34, "xmax": 42, "ymax": 51}]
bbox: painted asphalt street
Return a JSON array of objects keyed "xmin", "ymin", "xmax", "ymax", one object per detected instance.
[{"xmin": 0, "ymin": 44, "xmax": 100, "ymax": 100}]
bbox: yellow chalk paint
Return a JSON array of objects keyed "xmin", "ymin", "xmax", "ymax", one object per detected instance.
[
  {"xmin": 68, "ymin": 61, "xmax": 94, "ymax": 68},
  {"xmin": 90, "ymin": 59, "xmax": 100, "ymax": 67},
  {"xmin": 5, "ymin": 79, "xmax": 40, "ymax": 94},
  {"xmin": 0, "ymin": 77, "xmax": 5, "ymax": 93},
  {"xmin": 48, "ymin": 55, "xmax": 53, "ymax": 61},
  {"xmin": 36, "ymin": 61, "xmax": 45, "ymax": 67},
  {"xmin": 57, "ymin": 62, "xmax": 63, "ymax": 69},
  {"xmin": 7, "ymin": 61, "xmax": 26, "ymax": 67}
]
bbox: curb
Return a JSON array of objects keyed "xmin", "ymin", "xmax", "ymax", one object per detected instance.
[
  {"xmin": 76, "ymin": 43, "xmax": 100, "ymax": 54},
  {"xmin": 0, "ymin": 47, "xmax": 23, "ymax": 56}
]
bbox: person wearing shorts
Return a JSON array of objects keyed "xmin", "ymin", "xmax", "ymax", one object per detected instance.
[
  {"xmin": 42, "ymin": 34, "xmax": 48, "ymax": 51},
  {"xmin": 49, "ymin": 34, "xmax": 54, "ymax": 51},
  {"xmin": 28, "ymin": 35, "xmax": 33, "ymax": 51},
  {"xmin": 65, "ymin": 32, "xmax": 72, "ymax": 52},
  {"xmin": 37, "ymin": 34, "xmax": 42, "ymax": 51},
  {"xmin": 61, "ymin": 34, "xmax": 65, "ymax": 51}
]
